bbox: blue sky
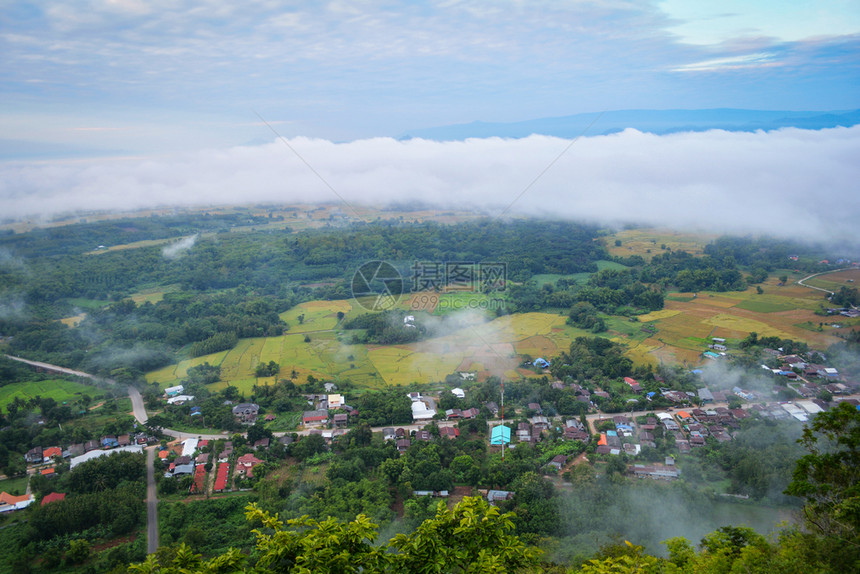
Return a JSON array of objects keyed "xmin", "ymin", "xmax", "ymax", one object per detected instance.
[
  {"xmin": 1, "ymin": 0, "xmax": 858, "ymax": 150},
  {"xmin": 1, "ymin": 1, "xmax": 859, "ymax": 248}
]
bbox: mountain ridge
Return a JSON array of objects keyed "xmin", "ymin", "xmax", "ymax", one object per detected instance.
[{"xmin": 401, "ymin": 108, "xmax": 860, "ymax": 141}]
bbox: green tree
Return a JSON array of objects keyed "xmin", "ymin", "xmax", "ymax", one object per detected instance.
[
  {"xmin": 66, "ymin": 539, "xmax": 91, "ymax": 564},
  {"xmin": 785, "ymin": 401, "xmax": 860, "ymax": 564},
  {"xmin": 387, "ymin": 496, "xmax": 542, "ymax": 573}
]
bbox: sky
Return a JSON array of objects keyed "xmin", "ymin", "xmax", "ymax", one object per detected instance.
[{"xmin": 1, "ymin": 1, "xmax": 859, "ymax": 245}]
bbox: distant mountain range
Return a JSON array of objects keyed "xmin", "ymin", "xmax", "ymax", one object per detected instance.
[{"xmin": 401, "ymin": 109, "xmax": 860, "ymax": 141}]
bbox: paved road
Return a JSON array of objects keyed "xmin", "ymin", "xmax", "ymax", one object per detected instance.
[
  {"xmin": 796, "ymin": 267, "xmax": 856, "ymax": 298},
  {"xmin": 145, "ymin": 447, "xmax": 159, "ymax": 554}
]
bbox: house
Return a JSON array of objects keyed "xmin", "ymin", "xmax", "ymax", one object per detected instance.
[
  {"xmin": 117, "ymin": 435, "xmax": 131, "ymax": 447},
  {"xmin": 327, "ymin": 394, "xmax": 344, "ymax": 409},
  {"xmin": 101, "ymin": 436, "xmax": 119, "ymax": 449},
  {"xmin": 253, "ymin": 438, "xmax": 270, "ymax": 450},
  {"xmin": 190, "ymin": 406, "xmax": 202, "ymax": 416},
  {"xmin": 181, "ymin": 438, "xmax": 198, "ymax": 458},
  {"xmin": 527, "ymin": 403, "xmax": 542, "ymax": 414},
  {"xmin": 214, "ymin": 463, "xmax": 230, "ymax": 492},
  {"xmin": 65, "ymin": 444, "xmax": 85, "ymax": 458},
  {"xmin": 451, "ymin": 388, "xmax": 465, "ymax": 399},
  {"xmin": 0, "ymin": 492, "xmax": 34, "ymax": 513},
  {"xmin": 631, "ymin": 465, "xmax": 680, "ymax": 480},
  {"xmin": 445, "ymin": 408, "xmax": 462, "ymax": 419},
  {"xmin": 41, "ymin": 492, "xmax": 66, "ymax": 506},
  {"xmin": 264, "ymin": 414, "xmax": 276, "ymax": 421},
  {"xmin": 415, "ymin": 430, "xmax": 432, "ymax": 441},
  {"xmin": 158, "ymin": 450, "xmax": 169, "ymax": 462},
  {"xmin": 195, "ymin": 453, "xmax": 209, "ymax": 465},
  {"xmin": 40, "ymin": 467, "xmax": 56, "ymax": 477},
  {"xmin": 232, "ymin": 403, "xmax": 260, "ymax": 423},
  {"xmin": 485, "ymin": 402, "xmax": 499, "ymax": 416},
  {"xmin": 191, "ymin": 465, "xmax": 206, "ymax": 494},
  {"xmin": 172, "ymin": 464, "xmax": 195, "ymax": 476},
  {"xmin": 407, "ymin": 392, "xmax": 423, "ymax": 402},
  {"xmin": 167, "ymin": 395, "xmax": 195, "ymax": 405},
  {"xmin": 42, "ymin": 446, "xmax": 62, "ymax": 463},
  {"xmin": 164, "ymin": 384, "xmax": 184, "ymax": 397},
  {"xmin": 698, "ymin": 388, "xmax": 714, "ymax": 403},
  {"xmin": 486, "ymin": 490, "xmax": 514, "ymax": 504},
  {"xmin": 546, "ymin": 455, "xmax": 568, "ymax": 471},
  {"xmin": 533, "ymin": 358, "xmax": 550, "ymax": 369},
  {"xmin": 440, "ymin": 426, "xmax": 460, "ymax": 439},
  {"xmin": 175, "ymin": 455, "xmax": 192, "ymax": 465},
  {"xmin": 624, "ymin": 377, "xmax": 642, "ymax": 393},
  {"xmin": 303, "ymin": 409, "xmax": 329, "ymax": 425},
  {"xmin": 25, "ymin": 447, "xmax": 43, "ymax": 464},
  {"xmin": 530, "ymin": 416, "xmax": 549, "ymax": 430},
  {"xmin": 332, "ymin": 413, "xmax": 349, "ymax": 427},
  {"xmin": 490, "ymin": 425, "xmax": 511, "ymax": 446},
  {"xmin": 396, "ymin": 439, "xmax": 411, "ymax": 453},
  {"xmin": 382, "ymin": 427, "xmax": 396, "ymax": 441},
  {"xmin": 411, "ymin": 400, "xmax": 436, "ymax": 421},
  {"xmin": 461, "ymin": 407, "xmax": 480, "ymax": 419},
  {"xmin": 237, "ymin": 453, "xmax": 263, "ymax": 477}
]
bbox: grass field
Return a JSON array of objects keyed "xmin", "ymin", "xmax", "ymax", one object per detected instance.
[
  {"xmin": 146, "ymin": 258, "xmax": 849, "ymax": 389},
  {"xmin": 279, "ymin": 300, "xmax": 352, "ymax": 333},
  {"xmin": 129, "ymin": 284, "xmax": 181, "ymax": 305},
  {"xmin": 802, "ymin": 269, "xmax": 860, "ymax": 292},
  {"xmin": 605, "ymin": 228, "xmax": 717, "ymax": 261},
  {"xmin": 0, "ymin": 379, "xmax": 106, "ymax": 409},
  {"xmin": 0, "ymin": 476, "xmax": 29, "ymax": 496},
  {"xmin": 85, "ymin": 237, "xmax": 176, "ymax": 255},
  {"xmin": 59, "ymin": 313, "xmax": 87, "ymax": 327}
]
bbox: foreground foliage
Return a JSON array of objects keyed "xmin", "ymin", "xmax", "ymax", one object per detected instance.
[{"xmin": 128, "ymin": 496, "xmax": 541, "ymax": 573}]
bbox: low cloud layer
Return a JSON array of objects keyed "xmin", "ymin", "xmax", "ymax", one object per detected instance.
[
  {"xmin": 162, "ymin": 234, "xmax": 199, "ymax": 260},
  {"xmin": 2, "ymin": 126, "xmax": 859, "ymax": 248}
]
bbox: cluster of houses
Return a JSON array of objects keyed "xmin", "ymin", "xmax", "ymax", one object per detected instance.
[
  {"xmin": 380, "ymin": 424, "xmax": 462, "ymax": 453},
  {"xmin": 593, "ymin": 406, "xmax": 748, "ymax": 458},
  {"xmin": 23, "ymin": 432, "xmax": 156, "ymax": 471},
  {"xmin": 302, "ymin": 392, "xmax": 358, "ymax": 428},
  {"xmin": 157, "ymin": 435, "xmax": 273, "ymax": 494}
]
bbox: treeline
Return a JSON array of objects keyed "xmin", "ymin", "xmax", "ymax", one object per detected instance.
[{"xmin": 343, "ymin": 311, "xmax": 424, "ymax": 345}]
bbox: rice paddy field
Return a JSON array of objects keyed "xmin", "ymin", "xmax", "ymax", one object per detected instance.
[
  {"xmin": 605, "ymin": 228, "xmax": 717, "ymax": 261},
  {"xmin": 0, "ymin": 379, "xmax": 106, "ymax": 409},
  {"xmin": 146, "ymin": 267, "xmax": 855, "ymax": 390}
]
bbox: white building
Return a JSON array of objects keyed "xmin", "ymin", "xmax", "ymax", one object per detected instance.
[
  {"xmin": 451, "ymin": 388, "xmax": 465, "ymax": 399},
  {"xmin": 411, "ymin": 400, "xmax": 436, "ymax": 421},
  {"xmin": 181, "ymin": 437, "xmax": 199, "ymax": 458},
  {"xmin": 167, "ymin": 395, "xmax": 195, "ymax": 405},
  {"xmin": 164, "ymin": 385, "xmax": 184, "ymax": 397},
  {"xmin": 70, "ymin": 445, "xmax": 144, "ymax": 469}
]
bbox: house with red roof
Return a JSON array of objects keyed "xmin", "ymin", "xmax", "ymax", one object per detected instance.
[
  {"xmin": 237, "ymin": 453, "xmax": 263, "ymax": 478},
  {"xmin": 41, "ymin": 492, "xmax": 66, "ymax": 506},
  {"xmin": 42, "ymin": 447, "xmax": 62, "ymax": 463},
  {"xmin": 0, "ymin": 492, "xmax": 34, "ymax": 513},
  {"xmin": 214, "ymin": 462, "xmax": 230, "ymax": 492}
]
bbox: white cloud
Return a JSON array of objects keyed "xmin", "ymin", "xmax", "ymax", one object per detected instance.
[
  {"xmin": 2, "ymin": 126, "xmax": 858, "ymax": 248},
  {"xmin": 161, "ymin": 234, "xmax": 198, "ymax": 259}
]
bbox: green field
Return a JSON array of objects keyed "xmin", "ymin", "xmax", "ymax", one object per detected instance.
[
  {"xmin": 0, "ymin": 379, "xmax": 106, "ymax": 409},
  {"xmin": 0, "ymin": 476, "xmax": 29, "ymax": 496},
  {"xmin": 144, "ymin": 257, "xmax": 850, "ymax": 389}
]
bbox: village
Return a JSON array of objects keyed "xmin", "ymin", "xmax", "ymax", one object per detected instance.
[{"xmin": 4, "ymin": 341, "xmax": 857, "ymax": 516}]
